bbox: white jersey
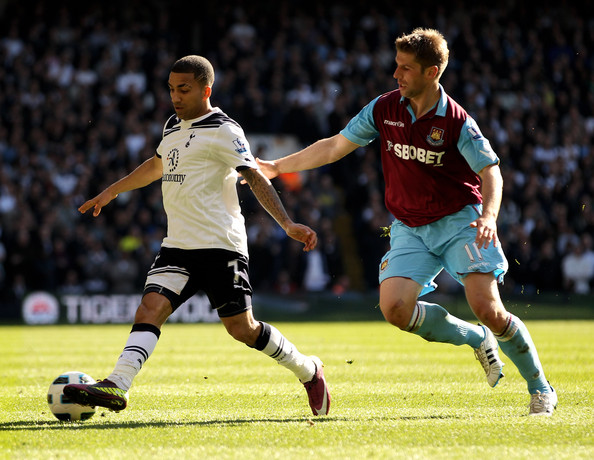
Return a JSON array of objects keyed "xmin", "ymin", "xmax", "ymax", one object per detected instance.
[{"xmin": 155, "ymin": 108, "xmax": 257, "ymax": 256}]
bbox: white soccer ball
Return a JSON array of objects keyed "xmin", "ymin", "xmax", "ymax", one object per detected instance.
[{"xmin": 47, "ymin": 371, "xmax": 97, "ymax": 421}]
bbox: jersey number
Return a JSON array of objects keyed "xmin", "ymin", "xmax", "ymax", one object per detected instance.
[
  {"xmin": 227, "ymin": 260, "xmax": 240, "ymax": 284},
  {"xmin": 464, "ymin": 243, "xmax": 483, "ymax": 262}
]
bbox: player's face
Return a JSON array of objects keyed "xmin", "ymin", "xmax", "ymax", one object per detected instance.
[
  {"xmin": 393, "ymin": 51, "xmax": 434, "ymax": 99},
  {"xmin": 168, "ymin": 72, "xmax": 211, "ymax": 120}
]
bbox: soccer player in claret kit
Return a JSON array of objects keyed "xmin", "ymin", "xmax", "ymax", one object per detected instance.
[
  {"xmin": 256, "ymin": 28, "xmax": 557, "ymax": 416},
  {"xmin": 64, "ymin": 55, "xmax": 330, "ymax": 416}
]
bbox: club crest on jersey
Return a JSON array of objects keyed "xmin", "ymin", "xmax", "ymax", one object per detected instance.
[
  {"xmin": 167, "ymin": 148, "xmax": 180, "ymax": 171},
  {"xmin": 427, "ymin": 127, "xmax": 445, "ymax": 146},
  {"xmin": 380, "ymin": 259, "xmax": 389, "ymax": 272},
  {"xmin": 233, "ymin": 138, "xmax": 247, "ymax": 154},
  {"xmin": 185, "ymin": 132, "xmax": 196, "ymax": 147}
]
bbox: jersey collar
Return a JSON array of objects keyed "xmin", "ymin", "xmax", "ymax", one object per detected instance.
[
  {"xmin": 178, "ymin": 107, "xmax": 221, "ymax": 126},
  {"xmin": 400, "ymin": 84, "xmax": 448, "ymax": 121},
  {"xmin": 435, "ymin": 84, "xmax": 447, "ymax": 117}
]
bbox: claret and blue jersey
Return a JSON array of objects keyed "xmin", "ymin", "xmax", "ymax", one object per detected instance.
[{"xmin": 340, "ymin": 84, "xmax": 499, "ymax": 227}]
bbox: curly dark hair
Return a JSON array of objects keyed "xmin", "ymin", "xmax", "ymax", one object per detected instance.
[{"xmin": 171, "ymin": 55, "xmax": 215, "ymax": 87}]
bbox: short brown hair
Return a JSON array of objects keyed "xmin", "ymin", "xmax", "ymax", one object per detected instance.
[
  {"xmin": 395, "ymin": 28, "xmax": 449, "ymax": 78},
  {"xmin": 171, "ymin": 55, "xmax": 215, "ymax": 87}
]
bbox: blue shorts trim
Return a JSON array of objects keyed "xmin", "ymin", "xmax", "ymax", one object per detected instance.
[{"xmin": 378, "ymin": 204, "xmax": 509, "ymax": 296}]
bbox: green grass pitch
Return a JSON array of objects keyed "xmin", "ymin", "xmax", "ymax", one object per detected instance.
[{"xmin": 0, "ymin": 321, "xmax": 592, "ymax": 459}]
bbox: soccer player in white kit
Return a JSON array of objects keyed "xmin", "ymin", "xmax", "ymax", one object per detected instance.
[{"xmin": 64, "ymin": 55, "xmax": 330, "ymax": 416}]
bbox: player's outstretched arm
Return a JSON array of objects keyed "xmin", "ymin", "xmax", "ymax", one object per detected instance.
[
  {"xmin": 241, "ymin": 167, "xmax": 317, "ymax": 252},
  {"xmin": 79, "ymin": 155, "xmax": 163, "ymax": 217},
  {"xmin": 256, "ymin": 134, "xmax": 359, "ymax": 180}
]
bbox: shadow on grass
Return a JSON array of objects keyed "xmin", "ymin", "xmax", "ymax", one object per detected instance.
[{"xmin": 0, "ymin": 413, "xmax": 461, "ymax": 430}]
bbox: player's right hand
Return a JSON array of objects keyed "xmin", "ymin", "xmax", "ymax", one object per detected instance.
[{"xmin": 78, "ymin": 189, "xmax": 118, "ymax": 217}]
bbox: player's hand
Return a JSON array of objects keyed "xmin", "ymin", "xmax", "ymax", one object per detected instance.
[
  {"xmin": 255, "ymin": 157, "xmax": 280, "ymax": 179},
  {"xmin": 240, "ymin": 158, "xmax": 280, "ymax": 185},
  {"xmin": 285, "ymin": 222, "xmax": 318, "ymax": 252},
  {"xmin": 470, "ymin": 215, "xmax": 498, "ymax": 249},
  {"xmin": 78, "ymin": 189, "xmax": 118, "ymax": 217}
]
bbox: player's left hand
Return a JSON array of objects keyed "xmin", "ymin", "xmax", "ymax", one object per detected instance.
[
  {"xmin": 470, "ymin": 215, "xmax": 498, "ymax": 249},
  {"xmin": 285, "ymin": 223, "xmax": 318, "ymax": 252}
]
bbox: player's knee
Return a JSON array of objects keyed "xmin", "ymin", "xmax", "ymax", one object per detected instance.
[
  {"xmin": 380, "ymin": 298, "xmax": 414, "ymax": 330},
  {"xmin": 135, "ymin": 293, "xmax": 171, "ymax": 325},
  {"xmin": 471, "ymin": 300, "xmax": 508, "ymax": 332}
]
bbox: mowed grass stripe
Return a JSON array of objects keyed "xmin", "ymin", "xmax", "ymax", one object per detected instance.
[{"xmin": 0, "ymin": 321, "xmax": 592, "ymax": 459}]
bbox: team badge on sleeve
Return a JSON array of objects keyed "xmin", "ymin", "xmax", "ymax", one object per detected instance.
[
  {"xmin": 467, "ymin": 117, "xmax": 497, "ymax": 161},
  {"xmin": 427, "ymin": 127, "xmax": 445, "ymax": 146},
  {"xmin": 466, "ymin": 117, "xmax": 484, "ymax": 140},
  {"xmin": 467, "ymin": 125, "xmax": 483, "ymax": 140},
  {"xmin": 233, "ymin": 138, "xmax": 247, "ymax": 154}
]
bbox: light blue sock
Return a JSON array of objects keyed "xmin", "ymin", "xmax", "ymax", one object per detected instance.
[
  {"xmin": 406, "ymin": 301, "xmax": 484, "ymax": 348},
  {"xmin": 495, "ymin": 314, "xmax": 549, "ymax": 394}
]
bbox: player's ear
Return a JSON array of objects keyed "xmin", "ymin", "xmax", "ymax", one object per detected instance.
[
  {"xmin": 426, "ymin": 65, "xmax": 439, "ymax": 79},
  {"xmin": 203, "ymin": 86, "xmax": 212, "ymax": 100}
]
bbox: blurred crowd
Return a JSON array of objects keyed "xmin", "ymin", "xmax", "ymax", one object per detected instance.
[{"xmin": 1, "ymin": 0, "xmax": 593, "ymax": 315}]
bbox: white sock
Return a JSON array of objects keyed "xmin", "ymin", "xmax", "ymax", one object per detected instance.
[
  {"xmin": 254, "ymin": 322, "xmax": 316, "ymax": 383},
  {"xmin": 108, "ymin": 324, "xmax": 160, "ymax": 391}
]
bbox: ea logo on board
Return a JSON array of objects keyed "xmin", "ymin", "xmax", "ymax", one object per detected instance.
[{"xmin": 22, "ymin": 292, "xmax": 60, "ymax": 325}]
